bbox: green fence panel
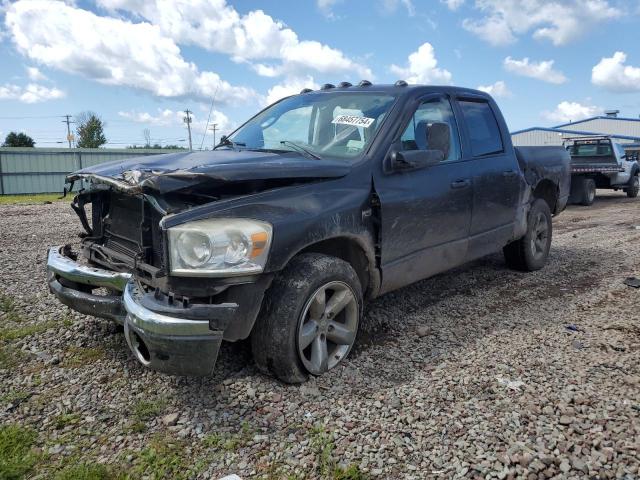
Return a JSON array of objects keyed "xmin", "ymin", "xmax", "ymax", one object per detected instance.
[{"xmin": 0, "ymin": 148, "xmax": 183, "ymax": 195}]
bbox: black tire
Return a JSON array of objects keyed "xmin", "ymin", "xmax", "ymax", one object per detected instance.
[
  {"xmin": 579, "ymin": 178, "xmax": 596, "ymax": 206},
  {"xmin": 251, "ymin": 253, "xmax": 362, "ymax": 384},
  {"xmin": 626, "ymin": 174, "xmax": 639, "ymax": 198},
  {"xmin": 503, "ymin": 199, "xmax": 553, "ymax": 272}
]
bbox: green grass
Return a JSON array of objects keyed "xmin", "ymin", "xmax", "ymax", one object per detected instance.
[
  {"xmin": 0, "ymin": 390, "xmax": 30, "ymax": 405},
  {"xmin": 123, "ymin": 436, "xmax": 204, "ymax": 480},
  {"xmin": 0, "ymin": 193, "xmax": 65, "ymax": 205},
  {"xmin": 0, "ymin": 425, "xmax": 38, "ymax": 480},
  {"xmin": 62, "ymin": 346, "xmax": 106, "ymax": 367},
  {"xmin": 126, "ymin": 397, "xmax": 167, "ymax": 433},
  {"xmin": 334, "ymin": 464, "xmax": 368, "ymax": 480},
  {"xmin": 0, "ymin": 295, "xmax": 22, "ymax": 323},
  {"xmin": 53, "ymin": 413, "xmax": 81, "ymax": 430},
  {"xmin": 132, "ymin": 398, "xmax": 167, "ymax": 421},
  {"xmin": 310, "ymin": 425, "xmax": 335, "ymax": 477},
  {"xmin": 0, "ymin": 344, "xmax": 24, "ymax": 370},
  {"xmin": 53, "ymin": 463, "xmax": 119, "ymax": 480},
  {"xmin": 0, "ymin": 320, "xmax": 59, "ymax": 342}
]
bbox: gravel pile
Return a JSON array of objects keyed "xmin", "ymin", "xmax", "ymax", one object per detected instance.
[{"xmin": 1, "ymin": 192, "xmax": 639, "ymax": 479}]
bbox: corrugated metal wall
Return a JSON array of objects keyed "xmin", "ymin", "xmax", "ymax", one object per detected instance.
[
  {"xmin": 0, "ymin": 148, "xmax": 182, "ymax": 194},
  {"xmin": 512, "ymin": 129, "xmax": 638, "ymax": 147},
  {"xmin": 560, "ymin": 118, "xmax": 640, "ymax": 138}
]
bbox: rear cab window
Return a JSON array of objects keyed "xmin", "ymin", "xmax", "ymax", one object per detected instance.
[{"xmin": 458, "ymin": 99, "xmax": 504, "ymax": 157}]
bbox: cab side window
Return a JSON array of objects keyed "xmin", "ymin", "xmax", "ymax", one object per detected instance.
[
  {"xmin": 459, "ymin": 100, "xmax": 504, "ymax": 157},
  {"xmin": 400, "ymin": 98, "xmax": 461, "ymax": 162}
]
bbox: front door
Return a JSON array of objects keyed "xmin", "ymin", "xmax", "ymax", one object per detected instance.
[{"xmin": 375, "ymin": 95, "xmax": 473, "ymax": 294}]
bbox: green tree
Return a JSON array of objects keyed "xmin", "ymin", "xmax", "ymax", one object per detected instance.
[
  {"xmin": 2, "ymin": 132, "xmax": 35, "ymax": 147},
  {"xmin": 75, "ymin": 111, "xmax": 107, "ymax": 148}
]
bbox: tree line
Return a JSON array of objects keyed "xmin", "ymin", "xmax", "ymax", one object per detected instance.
[{"xmin": 2, "ymin": 112, "xmax": 185, "ymax": 149}]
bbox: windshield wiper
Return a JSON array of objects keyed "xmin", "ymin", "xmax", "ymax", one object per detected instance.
[
  {"xmin": 213, "ymin": 136, "xmax": 246, "ymax": 150},
  {"xmin": 279, "ymin": 140, "xmax": 322, "ymax": 160}
]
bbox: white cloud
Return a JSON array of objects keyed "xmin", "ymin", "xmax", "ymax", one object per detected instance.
[
  {"xmin": 0, "ymin": 83, "xmax": 65, "ymax": 103},
  {"xmin": 462, "ymin": 0, "xmax": 621, "ymax": 47},
  {"xmin": 265, "ymin": 76, "xmax": 320, "ymax": 105},
  {"xmin": 542, "ymin": 101, "xmax": 602, "ymax": 124},
  {"xmin": 477, "ymin": 80, "xmax": 512, "ymax": 98},
  {"xmin": 96, "ymin": 0, "xmax": 371, "ymax": 79},
  {"xmin": 317, "ymin": 0, "xmax": 341, "ymax": 18},
  {"xmin": 118, "ymin": 108, "xmax": 233, "ymax": 137},
  {"xmin": 390, "ymin": 43, "xmax": 452, "ymax": 85},
  {"xmin": 503, "ymin": 57, "xmax": 567, "ymax": 84},
  {"xmin": 441, "ymin": 0, "xmax": 464, "ymax": 10},
  {"xmin": 5, "ymin": 0, "xmax": 257, "ymax": 105},
  {"xmin": 25, "ymin": 66, "xmax": 47, "ymax": 81},
  {"xmin": 592, "ymin": 51, "xmax": 640, "ymax": 93},
  {"xmin": 381, "ymin": 0, "xmax": 416, "ymax": 16}
]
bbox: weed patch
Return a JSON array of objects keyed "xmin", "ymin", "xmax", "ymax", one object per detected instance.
[{"xmin": 0, "ymin": 424, "xmax": 38, "ymax": 479}]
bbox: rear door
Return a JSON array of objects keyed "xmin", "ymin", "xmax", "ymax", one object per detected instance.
[
  {"xmin": 455, "ymin": 96, "xmax": 520, "ymax": 258},
  {"xmin": 375, "ymin": 94, "xmax": 473, "ymax": 294}
]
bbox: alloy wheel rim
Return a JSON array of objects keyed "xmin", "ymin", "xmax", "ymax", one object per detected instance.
[
  {"xmin": 297, "ymin": 281, "xmax": 358, "ymax": 375},
  {"xmin": 530, "ymin": 211, "xmax": 549, "ymax": 259}
]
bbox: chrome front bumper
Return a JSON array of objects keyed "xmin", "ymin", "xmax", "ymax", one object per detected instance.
[{"xmin": 46, "ymin": 246, "xmax": 229, "ymax": 375}]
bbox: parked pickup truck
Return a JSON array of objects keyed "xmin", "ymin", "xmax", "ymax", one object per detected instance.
[
  {"xmin": 47, "ymin": 83, "xmax": 570, "ymax": 383},
  {"xmin": 567, "ymin": 136, "xmax": 639, "ymax": 206}
]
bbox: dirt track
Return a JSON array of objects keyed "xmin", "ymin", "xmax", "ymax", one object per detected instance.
[{"xmin": 1, "ymin": 191, "xmax": 639, "ymax": 479}]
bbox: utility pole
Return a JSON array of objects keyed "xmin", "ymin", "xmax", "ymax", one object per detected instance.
[
  {"xmin": 183, "ymin": 109, "xmax": 193, "ymax": 151},
  {"xmin": 62, "ymin": 115, "xmax": 75, "ymax": 148},
  {"xmin": 209, "ymin": 123, "xmax": 218, "ymax": 149}
]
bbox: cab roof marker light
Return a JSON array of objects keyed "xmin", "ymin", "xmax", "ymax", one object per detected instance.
[
  {"xmin": 395, "ymin": 80, "xmax": 408, "ymax": 87},
  {"xmin": 358, "ymin": 80, "xmax": 372, "ymax": 87},
  {"xmin": 299, "ymin": 88, "xmax": 313, "ymax": 94},
  {"xmin": 338, "ymin": 81, "xmax": 352, "ymax": 88},
  {"xmin": 321, "ymin": 83, "xmax": 335, "ymax": 90}
]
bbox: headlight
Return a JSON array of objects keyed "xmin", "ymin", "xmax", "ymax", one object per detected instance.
[{"xmin": 168, "ymin": 218, "xmax": 272, "ymax": 277}]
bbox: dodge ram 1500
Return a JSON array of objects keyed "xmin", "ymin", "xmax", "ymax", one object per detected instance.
[{"xmin": 47, "ymin": 82, "xmax": 570, "ymax": 383}]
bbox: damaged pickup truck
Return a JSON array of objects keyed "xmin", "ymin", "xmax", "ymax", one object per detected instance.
[{"xmin": 47, "ymin": 83, "xmax": 570, "ymax": 383}]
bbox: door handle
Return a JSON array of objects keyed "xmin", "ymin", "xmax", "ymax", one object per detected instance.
[
  {"xmin": 502, "ymin": 170, "xmax": 518, "ymax": 177},
  {"xmin": 450, "ymin": 179, "xmax": 471, "ymax": 189}
]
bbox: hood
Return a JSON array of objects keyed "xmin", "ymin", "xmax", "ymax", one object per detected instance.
[{"xmin": 66, "ymin": 149, "xmax": 352, "ymax": 194}]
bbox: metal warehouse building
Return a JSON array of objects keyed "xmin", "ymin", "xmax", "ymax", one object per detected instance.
[{"xmin": 511, "ymin": 111, "xmax": 640, "ymax": 152}]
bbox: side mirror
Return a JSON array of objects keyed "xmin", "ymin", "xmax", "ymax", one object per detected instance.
[{"xmin": 390, "ymin": 149, "xmax": 444, "ymax": 171}]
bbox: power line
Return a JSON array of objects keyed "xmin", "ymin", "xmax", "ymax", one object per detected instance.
[
  {"xmin": 62, "ymin": 115, "xmax": 76, "ymax": 148},
  {"xmin": 0, "ymin": 115, "xmax": 67, "ymax": 120},
  {"xmin": 199, "ymin": 85, "xmax": 219, "ymax": 150},
  {"xmin": 209, "ymin": 123, "xmax": 218, "ymax": 149},
  {"xmin": 183, "ymin": 109, "xmax": 193, "ymax": 151}
]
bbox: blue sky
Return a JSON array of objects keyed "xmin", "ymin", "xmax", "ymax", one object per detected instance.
[{"xmin": 1, "ymin": 0, "xmax": 639, "ymax": 148}]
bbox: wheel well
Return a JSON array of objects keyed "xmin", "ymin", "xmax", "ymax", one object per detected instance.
[
  {"xmin": 533, "ymin": 179, "xmax": 558, "ymax": 214},
  {"xmin": 299, "ymin": 237, "xmax": 374, "ymax": 298}
]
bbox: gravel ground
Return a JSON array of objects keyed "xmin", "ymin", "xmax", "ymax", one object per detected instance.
[{"xmin": 1, "ymin": 192, "xmax": 639, "ymax": 479}]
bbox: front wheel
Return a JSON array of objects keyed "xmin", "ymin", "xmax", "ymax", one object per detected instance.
[
  {"xmin": 503, "ymin": 199, "xmax": 553, "ymax": 272},
  {"xmin": 251, "ymin": 253, "xmax": 362, "ymax": 383},
  {"xmin": 626, "ymin": 175, "xmax": 639, "ymax": 198}
]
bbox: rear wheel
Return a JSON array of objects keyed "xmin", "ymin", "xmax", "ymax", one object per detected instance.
[
  {"xmin": 504, "ymin": 199, "xmax": 552, "ymax": 272},
  {"xmin": 251, "ymin": 253, "xmax": 362, "ymax": 383},
  {"xmin": 626, "ymin": 174, "xmax": 639, "ymax": 198},
  {"xmin": 579, "ymin": 178, "xmax": 596, "ymax": 206}
]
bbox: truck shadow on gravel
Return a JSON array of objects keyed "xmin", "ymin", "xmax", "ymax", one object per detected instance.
[
  {"xmin": 90, "ymin": 243, "xmax": 613, "ymax": 408},
  {"xmin": 152, "ymin": 244, "xmax": 613, "ymax": 408}
]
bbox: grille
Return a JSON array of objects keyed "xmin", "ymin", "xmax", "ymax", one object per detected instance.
[{"xmin": 97, "ymin": 193, "xmax": 164, "ymax": 268}]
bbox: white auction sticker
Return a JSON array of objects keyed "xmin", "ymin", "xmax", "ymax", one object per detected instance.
[{"xmin": 332, "ymin": 114, "xmax": 375, "ymax": 128}]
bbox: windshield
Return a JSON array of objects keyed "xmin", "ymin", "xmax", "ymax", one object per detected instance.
[{"xmin": 227, "ymin": 92, "xmax": 397, "ymax": 159}]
